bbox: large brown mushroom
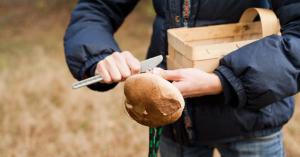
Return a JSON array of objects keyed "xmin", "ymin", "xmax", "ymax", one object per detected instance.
[{"xmin": 124, "ymin": 73, "xmax": 185, "ymax": 127}]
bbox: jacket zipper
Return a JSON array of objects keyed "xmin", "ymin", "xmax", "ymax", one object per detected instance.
[
  {"xmin": 183, "ymin": 0, "xmax": 191, "ymax": 27},
  {"xmin": 182, "ymin": 0, "xmax": 195, "ymax": 143}
]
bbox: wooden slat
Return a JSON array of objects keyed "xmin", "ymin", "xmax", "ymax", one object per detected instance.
[
  {"xmin": 168, "ymin": 46, "xmax": 176, "ymax": 59},
  {"xmin": 167, "ymin": 56, "xmax": 184, "ymax": 70},
  {"xmin": 168, "ymin": 22, "xmax": 261, "ymax": 42},
  {"xmin": 187, "ymin": 37, "xmax": 235, "ymax": 46},
  {"xmin": 189, "ymin": 40, "xmax": 256, "ymax": 60},
  {"xmin": 236, "ymin": 39, "xmax": 257, "ymax": 48},
  {"xmin": 167, "ymin": 55, "xmax": 220, "ymax": 72},
  {"xmin": 193, "ymin": 59, "xmax": 220, "ymax": 72},
  {"xmin": 173, "ymin": 50, "xmax": 194, "ymax": 67},
  {"xmin": 167, "ymin": 30, "xmax": 193, "ymax": 59}
]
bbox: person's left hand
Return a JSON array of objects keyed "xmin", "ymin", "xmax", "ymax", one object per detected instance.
[{"xmin": 152, "ymin": 68, "xmax": 223, "ymax": 98}]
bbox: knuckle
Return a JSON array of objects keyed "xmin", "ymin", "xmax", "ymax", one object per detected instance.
[
  {"xmin": 132, "ymin": 66, "xmax": 140, "ymax": 73},
  {"xmin": 123, "ymin": 71, "xmax": 131, "ymax": 78},
  {"xmin": 122, "ymin": 51, "xmax": 133, "ymax": 58},
  {"xmin": 105, "ymin": 53, "xmax": 115, "ymax": 60},
  {"xmin": 112, "ymin": 52, "xmax": 119, "ymax": 55},
  {"xmin": 96, "ymin": 62, "xmax": 102, "ymax": 70},
  {"xmin": 112, "ymin": 75, "xmax": 122, "ymax": 82},
  {"xmin": 106, "ymin": 55, "xmax": 114, "ymax": 61},
  {"xmin": 123, "ymin": 51, "xmax": 130, "ymax": 55},
  {"xmin": 122, "ymin": 74, "xmax": 129, "ymax": 79},
  {"xmin": 105, "ymin": 57, "xmax": 115, "ymax": 66},
  {"xmin": 112, "ymin": 52, "xmax": 121, "ymax": 58},
  {"xmin": 96, "ymin": 63, "xmax": 104, "ymax": 73},
  {"xmin": 103, "ymin": 77, "xmax": 112, "ymax": 84},
  {"xmin": 104, "ymin": 57, "xmax": 110, "ymax": 64},
  {"xmin": 98, "ymin": 60, "xmax": 105, "ymax": 66}
]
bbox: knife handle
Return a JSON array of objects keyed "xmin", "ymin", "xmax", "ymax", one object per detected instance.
[{"xmin": 72, "ymin": 75, "xmax": 103, "ymax": 89}]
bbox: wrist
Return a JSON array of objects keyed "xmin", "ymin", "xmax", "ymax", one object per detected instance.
[{"xmin": 207, "ymin": 73, "xmax": 223, "ymax": 95}]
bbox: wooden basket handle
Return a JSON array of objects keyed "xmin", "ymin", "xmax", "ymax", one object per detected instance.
[{"xmin": 239, "ymin": 8, "xmax": 280, "ymax": 37}]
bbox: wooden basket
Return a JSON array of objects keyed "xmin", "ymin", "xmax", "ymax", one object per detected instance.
[{"xmin": 167, "ymin": 8, "xmax": 280, "ymax": 72}]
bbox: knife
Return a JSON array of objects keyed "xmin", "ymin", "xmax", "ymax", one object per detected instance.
[{"xmin": 72, "ymin": 55, "xmax": 163, "ymax": 89}]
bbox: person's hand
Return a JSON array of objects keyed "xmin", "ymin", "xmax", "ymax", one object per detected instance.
[
  {"xmin": 95, "ymin": 51, "xmax": 140, "ymax": 84},
  {"xmin": 152, "ymin": 68, "xmax": 223, "ymax": 98}
]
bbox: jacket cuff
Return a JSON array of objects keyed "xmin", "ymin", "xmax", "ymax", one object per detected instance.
[
  {"xmin": 79, "ymin": 48, "xmax": 118, "ymax": 91},
  {"xmin": 214, "ymin": 70, "xmax": 238, "ymax": 106},
  {"xmin": 215, "ymin": 66, "xmax": 247, "ymax": 108}
]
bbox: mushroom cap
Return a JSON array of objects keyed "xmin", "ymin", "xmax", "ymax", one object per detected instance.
[{"xmin": 124, "ymin": 73, "xmax": 185, "ymax": 127}]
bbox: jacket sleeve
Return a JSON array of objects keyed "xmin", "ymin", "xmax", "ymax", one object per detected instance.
[
  {"xmin": 215, "ymin": 0, "xmax": 300, "ymax": 109},
  {"xmin": 64, "ymin": 0, "xmax": 139, "ymax": 91}
]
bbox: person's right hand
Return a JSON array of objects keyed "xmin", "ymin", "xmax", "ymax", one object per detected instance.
[{"xmin": 95, "ymin": 51, "xmax": 141, "ymax": 84}]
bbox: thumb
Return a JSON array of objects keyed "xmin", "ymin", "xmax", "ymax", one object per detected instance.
[{"xmin": 152, "ymin": 68, "xmax": 182, "ymax": 81}]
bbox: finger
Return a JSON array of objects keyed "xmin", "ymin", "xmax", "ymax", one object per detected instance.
[
  {"xmin": 172, "ymin": 81, "xmax": 192, "ymax": 98},
  {"xmin": 172, "ymin": 81, "xmax": 185, "ymax": 93},
  {"xmin": 96, "ymin": 61, "xmax": 112, "ymax": 84},
  {"xmin": 152, "ymin": 68, "xmax": 164, "ymax": 75},
  {"xmin": 111, "ymin": 52, "xmax": 131, "ymax": 80},
  {"xmin": 122, "ymin": 51, "xmax": 141, "ymax": 74},
  {"xmin": 105, "ymin": 56, "xmax": 122, "ymax": 82},
  {"xmin": 160, "ymin": 69, "xmax": 182, "ymax": 81},
  {"xmin": 172, "ymin": 81, "xmax": 203, "ymax": 98}
]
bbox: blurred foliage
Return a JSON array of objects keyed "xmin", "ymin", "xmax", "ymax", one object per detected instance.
[
  {"xmin": 0, "ymin": 0, "xmax": 154, "ymax": 16},
  {"xmin": 0, "ymin": 1, "xmax": 154, "ymax": 157},
  {"xmin": 1, "ymin": 0, "xmax": 76, "ymax": 8},
  {"xmin": 0, "ymin": 0, "xmax": 77, "ymax": 13}
]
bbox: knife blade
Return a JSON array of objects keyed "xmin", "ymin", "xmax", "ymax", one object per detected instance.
[{"xmin": 72, "ymin": 55, "xmax": 163, "ymax": 89}]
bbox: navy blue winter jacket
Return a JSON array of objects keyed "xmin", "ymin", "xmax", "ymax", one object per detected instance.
[{"xmin": 64, "ymin": 0, "xmax": 300, "ymax": 144}]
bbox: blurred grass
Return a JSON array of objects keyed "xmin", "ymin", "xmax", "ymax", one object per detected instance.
[
  {"xmin": 0, "ymin": 1, "xmax": 299, "ymax": 157},
  {"xmin": 0, "ymin": 1, "xmax": 153, "ymax": 157}
]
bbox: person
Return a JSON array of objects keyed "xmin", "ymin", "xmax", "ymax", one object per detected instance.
[{"xmin": 64, "ymin": 0, "xmax": 300, "ymax": 156}]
